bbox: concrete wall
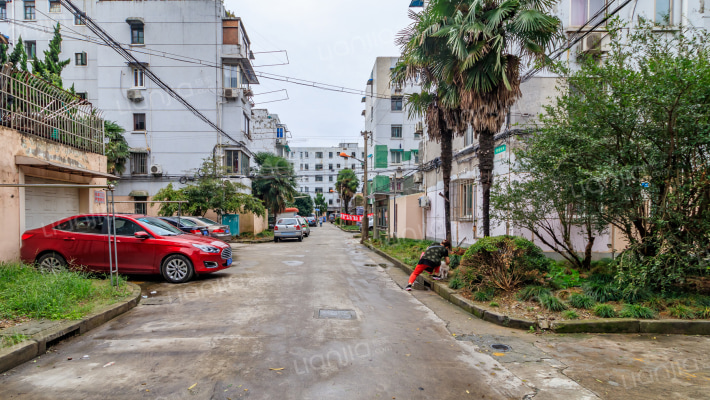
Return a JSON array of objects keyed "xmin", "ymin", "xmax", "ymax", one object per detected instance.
[
  {"xmin": 389, "ymin": 193, "xmax": 425, "ymax": 240},
  {"xmin": 239, "ymin": 211, "xmax": 268, "ymax": 236},
  {"xmin": 0, "ymin": 127, "xmax": 107, "ymax": 262}
]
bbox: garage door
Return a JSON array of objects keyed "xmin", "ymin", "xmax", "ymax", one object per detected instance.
[{"xmin": 24, "ymin": 177, "xmax": 80, "ymax": 231}]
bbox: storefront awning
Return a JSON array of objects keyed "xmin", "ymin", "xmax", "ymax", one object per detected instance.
[
  {"xmin": 15, "ymin": 155, "xmax": 119, "ymax": 180},
  {"xmin": 129, "ymin": 190, "xmax": 149, "ymax": 197}
]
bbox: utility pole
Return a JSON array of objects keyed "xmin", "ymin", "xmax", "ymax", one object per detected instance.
[{"xmin": 361, "ymin": 131, "xmax": 371, "ymax": 243}]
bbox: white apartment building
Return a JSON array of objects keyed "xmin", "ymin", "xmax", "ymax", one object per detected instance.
[
  {"xmin": 287, "ymin": 143, "xmax": 363, "ymax": 213},
  {"xmin": 251, "ymin": 109, "xmax": 289, "ymax": 158},
  {"xmin": 0, "ymin": 0, "xmax": 265, "ymax": 213}
]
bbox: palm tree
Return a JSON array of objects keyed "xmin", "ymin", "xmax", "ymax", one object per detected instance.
[
  {"xmin": 395, "ymin": 0, "xmax": 560, "ymax": 237},
  {"xmin": 252, "ymin": 154, "xmax": 297, "ymax": 220},
  {"xmin": 336, "ymin": 169, "xmax": 359, "ymax": 215}
]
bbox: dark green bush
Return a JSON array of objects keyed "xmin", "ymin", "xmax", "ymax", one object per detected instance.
[
  {"xmin": 449, "ymin": 254, "xmax": 461, "ymax": 270},
  {"xmin": 473, "ymin": 288, "xmax": 495, "ymax": 302},
  {"xmin": 583, "ymin": 276, "xmax": 622, "ymax": 303},
  {"xmin": 547, "ymin": 261, "xmax": 583, "ymax": 289},
  {"xmin": 448, "ymin": 273, "xmax": 464, "ymax": 290},
  {"xmin": 517, "ymin": 285, "xmax": 552, "ymax": 302},
  {"xmin": 619, "ymin": 304, "xmax": 656, "ymax": 319},
  {"xmin": 562, "ymin": 310, "xmax": 579, "ymax": 319},
  {"xmin": 668, "ymin": 304, "xmax": 695, "ymax": 319},
  {"xmin": 539, "ymin": 294, "xmax": 568, "ymax": 311},
  {"xmin": 568, "ymin": 293, "xmax": 596, "ymax": 309},
  {"xmin": 593, "ymin": 304, "xmax": 617, "ymax": 318},
  {"xmin": 645, "ymin": 296, "xmax": 667, "ymax": 312},
  {"xmin": 458, "ymin": 236, "xmax": 550, "ymax": 292}
]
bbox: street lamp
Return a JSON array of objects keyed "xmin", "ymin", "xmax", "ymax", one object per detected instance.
[{"xmin": 339, "ymin": 151, "xmax": 369, "ymax": 242}]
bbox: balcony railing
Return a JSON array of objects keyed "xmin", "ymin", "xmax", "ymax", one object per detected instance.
[{"xmin": 0, "ymin": 64, "xmax": 105, "ymax": 154}]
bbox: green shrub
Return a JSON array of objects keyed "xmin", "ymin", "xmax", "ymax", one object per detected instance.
[
  {"xmin": 562, "ymin": 310, "xmax": 579, "ymax": 319},
  {"xmin": 547, "ymin": 261, "xmax": 582, "ymax": 289},
  {"xmin": 448, "ymin": 274, "xmax": 464, "ymax": 290},
  {"xmin": 621, "ymin": 286, "xmax": 653, "ymax": 304},
  {"xmin": 568, "ymin": 293, "xmax": 596, "ymax": 309},
  {"xmin": 449, "ymin": 254, "xmax": 461, "ymax": 270},
  {"xmin": 593, "ymin": 304, "xmax": 617, "ymax": 318},
  {"xmin": 668, "ymin": 304, "xmax": 695, "ymax": 319},
  {"xmin": 458, "ymin": 236, "xmax": 550, "ymax": 292},
  {"xmin": 489, "ymin": 302, "xmax": 499, "ymax": 307},
  {"xmin": 645, "ymin": 296, "xmax": 667, "ymax": 312},
  {"xmin": 619, "ymin": 304, "xmax": 656, "ymax": 319},
  {"xmin": 698, "ymin": 308, "xmax": 710, "ymax": 319},
  {"xmin": 694, "ymin": 296, "xmax": 710, "ymax": 308},
  {"xmin": 539, "ymin": 294, "xmax": 568, "ymax": 312},
  {"xmin": 517, "ymin": 285, "xmax": 552, "ymax": 302},
  {"xmin": 589, "ymin": 258, "xmax": 616, "ymax": 274},
  {"xmin": 473, "ymin": 288, "xmax": 495, "ymax": 302},
  {"xmin": 583, "ymin": 278, "xmax": 622, "ymax": 303}
]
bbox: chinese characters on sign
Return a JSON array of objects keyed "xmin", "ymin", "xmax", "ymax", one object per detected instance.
[
  {"xmin": 94, "ymin": 191, "xmax": 106, "ymax": 204},
  {"xmin": 340, "ymin": 213, "xmax": 373, "ymax": 222}
]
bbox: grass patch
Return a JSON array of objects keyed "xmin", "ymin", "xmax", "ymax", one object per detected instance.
[
  {"xmin": 0, "ymin": 262, "xmax": 130, "ymax": 321},
  {"xmin": 473, "ymin": 288, "xmax": 495, "ymax": 302},
  {"xmin": 340, "ymin": 225, "xmax": 361, "ymax": 232},
  {"xmin": 448, "ymin": 275, "xmax": 464, "ymax": 290},
  {"xmin": 583, "ymin": 279, "xmax": 622, "ymax": 303},
  {"xmin": 372, "ymin": 238, "xmax": 435, "ymax": 266},
  {"xmin": 668, "ymin": 304, "xmax": 695, "ymax": 319},
  {"xmin": 489, "ymin": 302, "xmax": 499, "ymax": 307},
  {"xmin": 562, "ymin": 310, "xmax": 579, "ymax": 319},
  {"xmin": 645, "ymin": 296, "xmax": 667, "ymax": 312},
  {"xmin": 619, "ymin": 304, "xmax": 656, "ymax": 319},
  {"xmin": 539, "ymin": 294, "xmax": 568, "ymax": 312},
  {"xmin": 568, "ymin": 293, "xmax": 596, "ymax": 309},
  {"xmin": 593, "ymin": 304, "xmax": 618, "ymax": 318},
  {"xmin": 699, "ymin": 308, "xmax": 710, "ymax": 319},
  {"xmin": 517, "ymin": 286, "xmax": 552, "ymax": 302},
  {"xmin": 0, "ymin": 333, "xmax": 28, "ymax": 348}
]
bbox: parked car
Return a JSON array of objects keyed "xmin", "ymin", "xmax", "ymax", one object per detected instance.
[
  {"xmin": 180, "ymin": 216, "xmax": 232, "ymax": 242},
  {"xmin": 356, "ymin": 216, "xmax": 374, "ymax": 230},
  {"xmin": 273, "ymin": 217, "xmax": 303, "ymax": 242},
  {"xmin": 307, "ymin": 216, "xmax": 317, "ymax": 227},
  {"xmin": 20, "ymin": 214, "xmax": 233, "ymax": 283},
  {"xmin": 159, "ymin": 217, "xmax": 210, "ymax": 236},
  {"xmin": 297, "ymin": 216, "xmax": 311, "ymax": 237},
  {"xmin": 329, "ymin": 214, "xmax": 336, "ymax": 223}
]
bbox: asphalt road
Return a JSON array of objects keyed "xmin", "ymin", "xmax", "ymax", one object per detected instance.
[{"xmin": 0, "ymin": 224, "xmax": 532, "ymax": 400}]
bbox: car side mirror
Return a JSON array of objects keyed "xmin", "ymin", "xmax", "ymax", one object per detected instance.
[{"xmin": 134, "ymin": 231, "xmax": 150, "ymax": 239}]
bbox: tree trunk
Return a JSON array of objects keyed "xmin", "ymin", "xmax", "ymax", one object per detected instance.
[
  {"xmin": 479, "ymin": 129, "xmax": 495, "ymax": 237},
  {"xmin": 441, "ymin": 126, "xmax": 453, "ymax": 242}
]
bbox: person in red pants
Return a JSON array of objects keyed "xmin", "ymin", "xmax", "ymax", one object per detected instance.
[{"xmin": 405, "ymin": 239, "xmax": 452, "ymax": 291}]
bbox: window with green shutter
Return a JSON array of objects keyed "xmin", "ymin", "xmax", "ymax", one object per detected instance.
[{"xmin": 374, "ymin": 145, "xmax": 388, "ymax": 169}]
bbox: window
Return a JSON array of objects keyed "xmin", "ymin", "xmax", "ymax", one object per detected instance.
[
  {"xmin": 390, "ymin": 150, "xmax": 402, "ymax": 164},
  {"xmin": 391, "ymin": 125, "xmax": 403, "ymax": 138},
  {"xmin": 391, "ymin": 96, "xmax": 403, "ymax": 111},
  {"xmin": 25, "ymin": 41, "xmax": 36, "ymax": 59},
  {"xmin": 329, "ymin": 187, "xmax": 334, "ymax": 193},
  {"xmin": 315, "ymin": 188, "xmax": 323, "ymax": 194},
  {"xmin": 304, "ymin": 164, "xmax": 309, "ymax": 171},
  {"xmin": 130, "ymin": 152, "xmax": 148, "ymax": 175},
  {"xmin": 329, "ymin": 199, "xmax": 333, "ymax": 205},
  {"xmin": 299, "ymin": 164, "xmax": 303, "ymax": 171},
  {"xmin": 351, "ymin": 152, "xmax": 355, "ymax": 158},
  {"xmin": 329, "ymin": 152, "xmax": 333, "ymax": 158},
  {"xmin": 277, "ymin": 126, "xmax": 284, "ymax": 138},
  {"xmin": 76, "ymin": 92, "xmax": 87, "ymax": 100},
  {"xmin": 304, "ymin": 187, "xmax": 309, "ymax": 193},
  {"xmin": 133, "ymin": 68, "xmax": 145, "ymax": 87},
  {"xmin": 0, "ymin": 3, "xmax": 7, "ymax": 20},
  {"xmin": 49, "ymin": 0, "xmax": 60, "ymax": 12},
  {"xmin": 225, "ymin": 150, "xmax": 250, "ymax": 175},
  {"xmin": 571, "ymin": 0, "xmax": 606, "ymax": 26},
  {"xmin": 243, "ymin": 112, "xmax": 250, "ymax": 138},
  {"xmin": 329, "ymin": 176, "xmax": 334, "ymax": 182},
  {"xmin": 315, "ymin": 176, "xmax": 323, "ymax": 182},
  {"xmin": 304, "ymin": 177, "xmax": 309, "ymax": 182},
  {"xmin": 452, "ymin": 180, "xmax": 476, "ymax": 222},
  {"xmin": 74, "ymin": 13, "xmax": 84, "ymax": 25},
  {"xmin": 464, "ymin": 126, "xmax": 474, "ymax": 147},
  {"xmin": 305, "ymin": 152, "xmax": 309, "ymax": 158},
  {"xmin": 56, "ymin": 216, "xmax": 104, "ymax": 234},
  {"xmin": 24, "ymin": 1, "xmax": 35, "ymax": 20},
  {"xmin": 300, "ymin": 152, "xmax": 303, "ymax": 159},
  {"xmin": 75, "ymin": 52, "xmax": 87, "ymax": 66},
  {"xmin": 131, "ymin": 25, "xmax": 144, "ymax": 44},
  {"xmin": 315, "ymin": 152, "xmax": 323, "ymax": 158},
  {"xmin": 133, "ymin": 113, "xmax": 146, "ymax": 131},
  {"xmin": 315, "ymin": 164, "xmax": 323, "ymax": 171},
  {"xmin": 223, "ymin": 64, "xmax": 245, "ymax": 88},
  {"xmin": 336, "ymin": 164, "xmax": 341, "ymax": 169},
  {"xmin": 362, "ymin": 152, "xmax": 365, "ymax": 158},
  {"xmin": 328, "ymin": 164, "xmax": 333, "ymax": 170},
  {"xmin": 655, "ymin": 0, "xmax": 671, "ymax": 25},
  {"xmin": 413, "ymin": 150, "xmax": 420, "ymax": 164}
]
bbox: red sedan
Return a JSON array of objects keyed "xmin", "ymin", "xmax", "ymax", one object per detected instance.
[{"xmin": 20, "ymin": 214, "xmax": 233, "ymax": 283}]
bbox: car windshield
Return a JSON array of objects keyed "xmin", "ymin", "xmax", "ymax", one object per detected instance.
[
  {"xmin": 173, "ymin": 218, "xmax": 198, "ymax": 226},
  {"xmin": 277, "ymin": 218, "xmax": 298, "ymax": 225},
  {"xmin": 138, "ymin": 217, "xmax": 184, "ymax": 236},
  {"xmin": 197, "ymin": 217, "xmax": 218, "ymax": 225}
]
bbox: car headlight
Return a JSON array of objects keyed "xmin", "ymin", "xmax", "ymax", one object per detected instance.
[{"xmin": 192, "ymin": 244, "xmax": 221, "ymax": 253}]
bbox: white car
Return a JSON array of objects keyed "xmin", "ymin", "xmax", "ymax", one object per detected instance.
[{"xmin": 274, "ymin": 218, "xmax": 303, "ymax": 242}]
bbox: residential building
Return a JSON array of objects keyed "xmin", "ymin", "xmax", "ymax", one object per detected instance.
[
  {"xmin": 251, "ymin": 109, "xmax": 290, "ymax": 158},
  {"xmin": 0, "ymin": 0, "xmax": 261, "ymax": 219},
  {"xmin": 287, "ymin": 143, "xmax": 363, "ymax": 214},
  {"xmin": 0, "ymin": 66, "xmax": 110, "ymax": 262}
]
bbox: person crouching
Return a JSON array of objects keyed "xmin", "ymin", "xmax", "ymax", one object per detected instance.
[{"xmin": 405, "ymin": 240, "xmax": 452, "ymax": 291}]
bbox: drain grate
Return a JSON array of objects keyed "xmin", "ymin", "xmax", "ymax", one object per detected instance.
[
  {"xmin": 317, "ymin": 309, "xmax": 357, "ymax": 320},
  {"xmin": 491, "ymin": 344, "xmax": 511, "ymax": 352}
]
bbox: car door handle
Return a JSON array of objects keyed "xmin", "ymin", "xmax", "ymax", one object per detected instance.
[{"xmin": 63, "ymin": 238, "xmax": 76, "ymax": 241}]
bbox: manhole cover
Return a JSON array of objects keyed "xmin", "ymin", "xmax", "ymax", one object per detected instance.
[
  {"xmin": 491, "ymin": 344, "xmax": 511, "ymax": 352},
  {"xmin": 317, "ymin": 309, "xmax": 357, "ymax": 320}
]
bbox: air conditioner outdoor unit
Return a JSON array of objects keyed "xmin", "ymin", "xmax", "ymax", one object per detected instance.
[
  {"xmin": 581, "ymin": 32, "xmax": 609, "ymax": 54},
  {"xmin": 418, "ymin": 196, "xmax": 430, "ymax": 208},
  {"xmin": 223, "ymin": 88, "xmax": 237, "ymax": 99},
  {"xmin": 150, "ymin": 164, "xmax": 163, "ymax": 175},
  {"xmin": 127, "ymin": 89, "xmax": 144, "ymax": 102},
  {"xmin": 413, "ymin": 172, "xmax": 423, "ymax": 184},
  {"xmin": 275, "ymin": 139, "xmax": 283, "ymax": 144}
]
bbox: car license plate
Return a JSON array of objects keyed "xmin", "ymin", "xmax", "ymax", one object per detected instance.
[
  {"xmin": 226, "ymin": 258, "xmax": 232, "ymax": 266},
  {"xmin": 226, "ymin": 229, "xmax": 230, "ymax": 234}
]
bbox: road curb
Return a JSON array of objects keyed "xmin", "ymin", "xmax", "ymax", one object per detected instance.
[
  {"xmin": 362, "ymin": 242, "xmax": 710, "ymax": 335},
  {"xmin": 0, "ymin": 282, "xmax": 142, "ymax": 374}
]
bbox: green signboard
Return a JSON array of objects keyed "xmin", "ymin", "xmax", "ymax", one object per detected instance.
[{"xmin": 494, "ymin": 144, "xmax": 506, "ymax": 155}]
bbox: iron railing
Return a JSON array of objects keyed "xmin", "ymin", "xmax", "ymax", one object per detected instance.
[{"xmin": 0, "ymin": 64, "xmax": 105, "ymax": 154}]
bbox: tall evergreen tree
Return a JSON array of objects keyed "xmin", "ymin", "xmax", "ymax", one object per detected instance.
[
  {"xmin": 33, "ymin": 24, "xmax": 70, "ymax": 87},
  {"xmin": 8, "ymin": 37, "xmax": 28, "ymax": 71}
]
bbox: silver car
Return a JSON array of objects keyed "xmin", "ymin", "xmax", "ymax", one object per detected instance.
[
  {"xmin": 181, "ymin": 216, "xmax": 232, "ymax": 242},
  {"xmin": 297, "ymin": 216, "xmax": 311, "ymax": 238},
  {"xmin": 274, "ymin": 218, "xmax": 303, "ymax": 242}
]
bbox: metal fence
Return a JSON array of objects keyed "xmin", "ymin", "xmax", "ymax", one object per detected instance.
[{"xmin": 0, "ymin": 64, "xmax": 105, "ymax": 155}]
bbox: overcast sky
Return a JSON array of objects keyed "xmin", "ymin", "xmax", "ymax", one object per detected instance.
[{"xmin": 224, "ymin": 0, "xmax": 414, "ymax": 148}]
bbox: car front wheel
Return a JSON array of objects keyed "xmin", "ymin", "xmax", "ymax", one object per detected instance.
[
  {"xmin": 37, "ymin": 252, "xmax": 67, "ymax": 273},
  {"xmin": 161, "ymin": 254, "xmax": 195, "ymax": 284},
  {"xmin": 274, "ymin": 237, "xmax": 279, "ymax": 243}
]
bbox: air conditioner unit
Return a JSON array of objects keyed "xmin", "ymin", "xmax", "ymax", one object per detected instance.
[
  {"xmin": 223, "ymin": 88, "xmax": 237, "ymax": 99},
  {"xmin": 150, "ymin": 164, "xmax": 163, "ymax": 175},
  {"xmin": 413, "ymin": 172, "xmax": 423, "ymax": 184},
  {"xmin": 276, "ymin": 139, "xmax": 283, "ymax": 144},
  {"xmin": 581, "ymin": 32, "xmax": 609, "ymax": 54},
  {"xmin": 127, "ymin": 89, "xmax": 144, "ymax": 102},
  {"xmin": 418, "ymin": 196, "xmax": 430, "ymax": 209},
  {"xmin": 415, "ymin": 121, "xmax": 424, "ymax": 134}
]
